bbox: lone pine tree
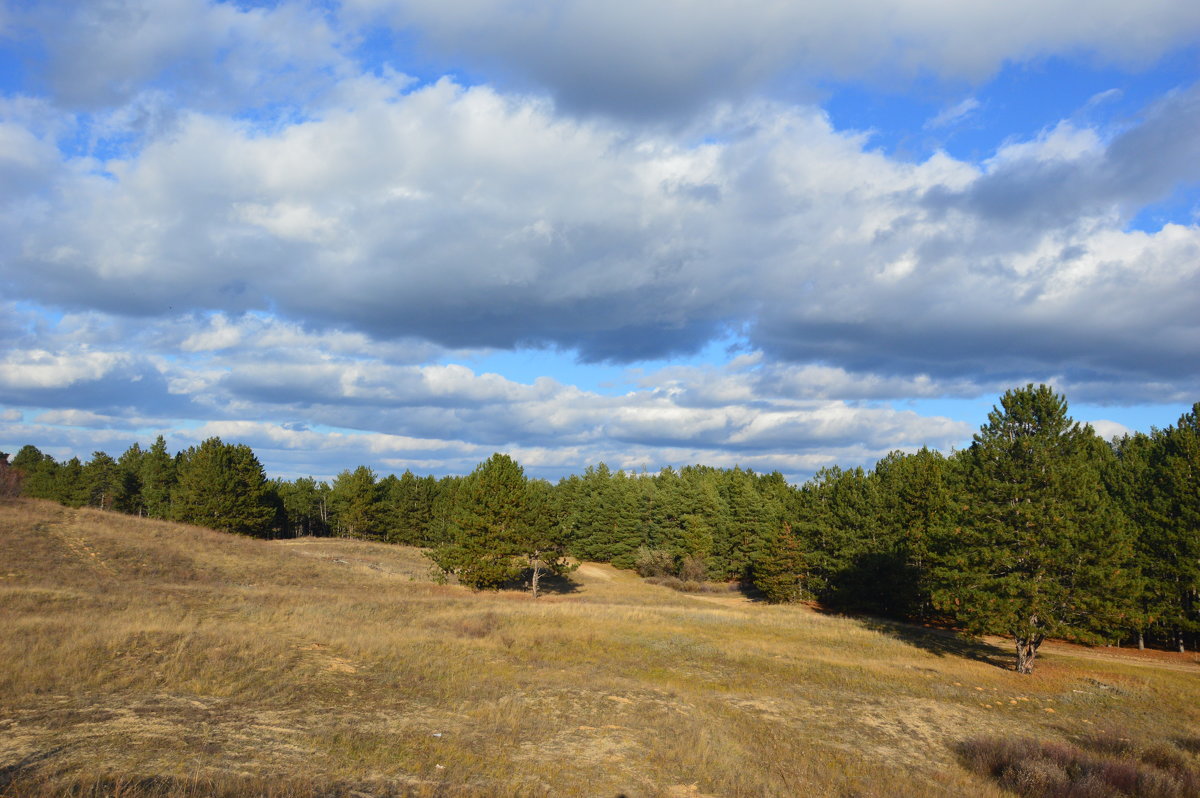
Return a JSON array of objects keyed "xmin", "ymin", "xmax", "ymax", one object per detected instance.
[{"xmin": 932, "ymin": 384, "xmax": 1134, "ymax": 674}]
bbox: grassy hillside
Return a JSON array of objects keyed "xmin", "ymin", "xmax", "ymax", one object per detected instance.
[{"xmin": 2, "ymin": 499, "xmax": 1198, "ymax": 797}]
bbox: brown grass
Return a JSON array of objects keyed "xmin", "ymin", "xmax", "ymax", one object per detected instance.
[
  {"xmin": 957, "ymin": 733, "xmax": 1200, "ymax": 797},
  {"xmin": 2, "ymin": 498, "xmax": 1199, "ymax": 797}
]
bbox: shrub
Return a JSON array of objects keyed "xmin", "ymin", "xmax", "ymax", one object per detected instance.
[
  {"xmin": 678, "ymin": 554, "xmax": 708, "ymax": 582},
  {"xmin": 957, "ymin": 735, "xmax": 1200, "ymax": 798},
  {"xmin": 634, "ymin": 546, "xmax": 676, "ymax": 578}
]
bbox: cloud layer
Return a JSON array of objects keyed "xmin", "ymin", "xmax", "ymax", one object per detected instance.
[{"xmin": 1, "ymin": 0, "xmax": 1197, "ymax": 480}]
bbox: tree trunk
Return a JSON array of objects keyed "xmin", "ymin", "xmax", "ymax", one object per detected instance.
[
  {"xmin": 529, "ymin": 553, "xmax": 543, "ymax": 599},
  {"xmin": 1015, "ymin": 634, "xmax": 1043, "ymax": 674},
  {"xmin": 1138, "ymin": 631, "xmax": 1145, "ymax": 650}
]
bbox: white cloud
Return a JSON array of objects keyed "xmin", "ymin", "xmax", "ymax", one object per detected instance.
[
  {"xmin": 1085, "ymin": 418, "xmax": 1133, "ymax": 441},
  {"xmin": 925, "ymin": 98, "xmax": 981, "ymax": 130},
  {"xmin": 0, "ymin": 349, "xmax": 131, "ymax": 390},
  {"xmin": 4, "ymin": 1, "xmax": 1199, "ymax": 480},
  {"xmin": 3, "ymin": 80, "xmax": 1198, "ymax": 396}
]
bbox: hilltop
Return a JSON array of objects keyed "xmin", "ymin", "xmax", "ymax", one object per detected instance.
[{"xmin": 2, "ymin": 499, "xmax": 1198, "ymax": 797}]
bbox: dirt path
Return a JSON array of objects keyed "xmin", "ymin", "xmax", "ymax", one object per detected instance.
[
  {"xmin": 685, "ymin": 593, "xmax": 754, "ymax": 607},
  {"xmin": 47, "ymin": 508, "xmax": 117, "ymax": 577},
  {"xmin": 574, "ymin": 564, "xmax": 616, "ymax": 582}
]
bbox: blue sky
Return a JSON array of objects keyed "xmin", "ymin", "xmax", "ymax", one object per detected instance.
[{"xmin": 1, "ymin": 0, "xmax": 1198, "ymax": 483}]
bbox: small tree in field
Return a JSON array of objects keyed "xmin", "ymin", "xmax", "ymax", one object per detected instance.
[
  {"xmin": 428, "ymin": 454, "xmax": 530, "ymax": 590},
  {"xmin": 428, "ymin": 454, "xmax": 572, "ymax": 597},
  {"xmin": 931, "ymin": 385, "xmax": 1134, "ymax": 674}
]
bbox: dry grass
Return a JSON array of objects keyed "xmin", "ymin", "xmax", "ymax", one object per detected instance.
[{"xmin": 2, "ymin": 498, "xmax": 1199, "ymax": 797}]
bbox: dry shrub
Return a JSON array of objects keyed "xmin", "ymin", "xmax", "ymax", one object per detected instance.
[
  {"xmin": 633, "ymin": 546, "xmax": 675, "ymax": 578},
  {"xmin": 958, "ymin": 735, "xmax": 1200, "ymax": 798},
  {"xmin": 453, "ymin": 610, "xmax": 501, "ymax": 639},
  {"xmin": 642, "ymin": 575, "xmax": 736, "ymax": 594},
  {"xmin": 677, "ymin": 554, "xmax": 708, "ymax": 583},
  {"xmin": 0, "ymin": 460, "xmax": 22, "ymax": 500}
]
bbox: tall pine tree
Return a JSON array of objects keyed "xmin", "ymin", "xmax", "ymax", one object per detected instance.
[{"xmin": 931, "ymin": 385, "xmax": 1134, "ymax": 673}]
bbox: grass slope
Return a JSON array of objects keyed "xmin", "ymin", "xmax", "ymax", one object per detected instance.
[{"xmin": 2, "ymin": 499, "xmax": 1198, "ymax": 797}]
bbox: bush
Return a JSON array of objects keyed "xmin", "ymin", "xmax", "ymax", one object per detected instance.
[
  {"xmin": 957, "ymin": 735, "xmax": 1200, "ymax": 797},
  {"xmin": 634, "ymin": 546, "xmax": 676, "ymax": 578},
  {"xmin": 678, "ymin": 554, "xmax": 708, "ymax": 582},
  {"xmin": 0, "ymin": 455, "xmax": 23, "ymax": 500}
]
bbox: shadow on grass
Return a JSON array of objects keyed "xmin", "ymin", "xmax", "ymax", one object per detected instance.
[
  {"xmin": 533, "ymin": 569, "xmax": 581, "ymax": 595},
  {"xmin": 0, "ymin": 746, "xmax": 70, "ymax": 791},
  {"xmin": 859, "ymin": 617, "xmax": 1013, "ymax": 670},
  {"xmin": 500, "ymin": 567, "xmax": 581, "ymax": 595}
]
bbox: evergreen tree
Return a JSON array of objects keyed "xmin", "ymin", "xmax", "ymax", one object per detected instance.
[
  {"xmin": 718, "ymin": 467, "xmax": 772, "ymax": 581},
  {"xmin": 275, "ymin": 476, "xmax": 329, "ymax": 537},
  {"xmin": 515, "ymin": 479, "xmax": 576, "ymax": 598},
  {"xmin": 752, "ymin": 523, "xmax": 809, "ymax": 603},
  {"xmin": 1106, "ymin": 432, "xmax": 1160, "ymax": 648},
  {"xmin": 427, "ymin": 475, "xmax": 462, "ymax": 546},
  {"xmin": 140, "ymin": 436, "xmax": 176, "ymax": 519},
  {"xmin": 385, "ymin": 470, "xmax": 436, "ymax": 545},
  {"xmin": 930, "ymin": 385, "xmax": 1135, "ymax": 673},
  {"xmin": 872, "ymin": 448, "xmax": 958, "ymax": 619},
  {"xmin": 329, "ymin": 466, "xmax": 384, "ymax": 539},
  {"xmin": 83, "ymin": 451, "xmax": 121, "ymax": 510},
  {"xmin": 12, "ymin": 445, "xmax": 59, "ymax": 500},
  {"xmin": 428, "ymin": 454, "xmax": 530, "ymax": 590},
  {"xmin": 172, "ymin": 438, "xmax": 274, "ymax": 537},
  {"xmin": 1141, "ymin": 405, "xmax": 1200, "ymax": 651},
  {"xmin": 55, "ymin": 457, "xmax": 88, "ymax": 507},
  {"xmin": 795, "ymin": 466, "xmax": 879, "ymax": 606},
  {"xmin": 115, "ymin": 443, "xmax": 146, "ymax": 515}
]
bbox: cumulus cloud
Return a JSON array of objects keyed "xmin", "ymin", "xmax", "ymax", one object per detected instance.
[
  {"xmin": 348, "ymin": 0, "xmax": 1200, "ymax": 117},
  {"xmin": 2, "ymin": 77, "xmax": 1198, "ymax": 397},
  {"xmin": 4, "ymin": 1, "xmax": 1198, "ymax": 481}
]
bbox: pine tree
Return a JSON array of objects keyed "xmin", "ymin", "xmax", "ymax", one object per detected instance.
[
  {"xmin": 12, "ymin": 445, "xmax": 59, "ymax": 500},
  {"xmin": 931, "ymin": 385, "xmax": 1135, "ymax": 673},
  {"xmin": 115, "ymin": 443, "xmax": 146, "ymax": 515},
  {"xmin": 752, "ymin": 523, "xmax": 809, "ymax": 603},
  {"xmin": 275, "ymin": 476, "xmax": 329, "ymax": 537},
  {"xmin": 83, "ymin": 451, "xmax": 121, "ymax": 510},
  {"xmin": 55, "ymin": 457, "xmax": 88, "ymax": 507},
  {"xmin": 428, "ymin": 454, "xmax": 530, "ymax": 590},
  {"xmin": 385, "ymin": 470, "xmax": 436, "ymax": 545},
  {"xmin": 140, "ymin": 436, "xmax": 176, "ymax": 520},
  {"xmin": 717, "ymin": 467, "xmax": 770, "ymax": 581},
  {"xmin": 329, "ymin": 466, "xmax": 383, "ymax": 539},
  {"xmin": 1141, "ymin": 405, "xmax": 1200, "ymax": 651},
  {"xmin": 1106, "ymin": 432, "xmax": 1159, "ymax": 648},
  {"xmin": 873, "ymin": 448, "xmax": 957, "ymax": 619},
  {"xmin": 172, "ymin": 438, "xmax": 274, "ymax": 537},
  {"xmin": 516, "ymin": 479, "xmax": 575, "ymax": 598}
]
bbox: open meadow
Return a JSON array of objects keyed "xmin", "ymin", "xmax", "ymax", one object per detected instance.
[{"xmin": 2, "ymin": 498, "xmax": 1199, "ymax": 797}]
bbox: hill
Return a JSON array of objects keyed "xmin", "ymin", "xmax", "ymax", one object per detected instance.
[{"xmin": 2, "ymin": 499, "xmax": 1199, "ymax": 797}]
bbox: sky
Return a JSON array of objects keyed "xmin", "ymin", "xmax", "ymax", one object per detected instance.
[{"xmin": 1, "ymin": 0, "xmax": 1198, "ymax": 484}]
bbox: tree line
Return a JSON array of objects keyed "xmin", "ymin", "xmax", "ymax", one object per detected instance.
[{"xmin": 4, "ymin": 385, "xmax": 1198, "ymax": 672}]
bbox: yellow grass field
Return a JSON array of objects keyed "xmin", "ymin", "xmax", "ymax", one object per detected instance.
[{"xmin": 2, "ymin": 499, "xmax": 1198, "ymax": 797}]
